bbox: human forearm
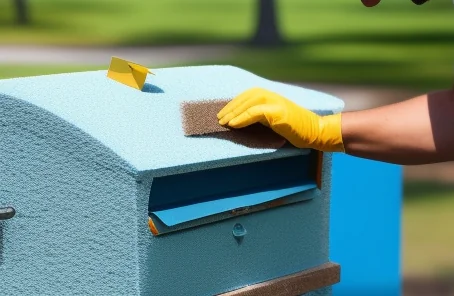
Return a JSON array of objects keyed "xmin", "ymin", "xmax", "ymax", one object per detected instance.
[
  {"xmin": 217, "ymin": 87, "xmax": 454, "ymax": 165},
  {"xmin": 341, "ymin": 89, "xmax": 454, "ymax": 165}
]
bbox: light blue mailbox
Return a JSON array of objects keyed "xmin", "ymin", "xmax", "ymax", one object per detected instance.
[{"xmin": 0, "ymin": 66, "xmax": 344, "ymax": 295}]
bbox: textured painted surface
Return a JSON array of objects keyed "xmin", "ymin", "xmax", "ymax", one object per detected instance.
[
  {"xmin": 0, "ymin": 66, "xmax": 343, "ymax": 295},
  {"xmin": 137, "ymin": 154, "xmax": 334, "ymax": 296},
  {"xmin": 0, "ymin": 66, "xmax": 343, "ymax": 174},
  {"xmin": 0, "ymin": 96, "xmax": 140, "ymax": 295},
  {"xmin": 330, "ymin": 153, "xmax": 402, "ymax": 296}
]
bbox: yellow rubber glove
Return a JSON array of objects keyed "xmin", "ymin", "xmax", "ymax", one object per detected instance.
[{"xmin": 217, "ymin": 87, "xmax": 345, "ymax": 152}]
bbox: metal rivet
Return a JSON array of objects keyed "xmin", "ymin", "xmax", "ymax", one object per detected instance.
[
  {"xmin": 0, "ymin": 207, "xmax": 15, "ymax": 220},
  {"xmin": 232, "ymin": 223, "xmax": 247, "ymax": 238}
]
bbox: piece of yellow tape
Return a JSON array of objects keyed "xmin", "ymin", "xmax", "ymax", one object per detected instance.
[{"xmin": 107, "ymin": 56, "xmax": 154, "ymax": 90}]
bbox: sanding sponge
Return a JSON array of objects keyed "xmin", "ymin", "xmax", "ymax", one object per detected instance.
[{"xmin": 180, "ymin": 99, "xmax": 287, "ymax": 149}]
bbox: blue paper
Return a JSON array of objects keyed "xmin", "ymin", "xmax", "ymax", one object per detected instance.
[{"xmin": 152, "ymin": 183, "xmax": 317, "ymax": 226}]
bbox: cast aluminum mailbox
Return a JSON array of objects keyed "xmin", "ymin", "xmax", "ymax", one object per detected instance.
[{"xmin": 0, "ymin": 65, "xmax": 343, "ymax": 296}]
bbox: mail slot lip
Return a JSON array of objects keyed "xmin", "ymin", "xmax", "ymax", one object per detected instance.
[
  {"xmin": 148, "ymin": 186, "xmax": 318, "ymax": 236},
  {"xmin": 148, "ymin": 153, "xmax": 318, "ymax": 213}
]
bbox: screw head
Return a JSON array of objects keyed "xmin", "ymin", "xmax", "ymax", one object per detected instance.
[
  {"xmin": 232, "ymin": 223, "xmax": 247, "ymax": 238},
  {"xmin": 0, "ymin": 207, "xmax": 15, "ymax": 220}
]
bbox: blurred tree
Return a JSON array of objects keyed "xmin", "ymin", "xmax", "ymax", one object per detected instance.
[
  {"xmin": 251, "ymin": 0, "xmax": 283, "ymax": 46},
  {"xmin": 14, "ymin": 0, "xmax": 28, "ymax": 25}
]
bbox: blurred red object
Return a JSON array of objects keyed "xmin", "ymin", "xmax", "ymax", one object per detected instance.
[
  {"xmin": 411, "ymin": 0, "xmax": 430, "ymax": 4},
  {"xmin": 361, "ymin": 0, "xmax": 430, "ymax": 6},
  {"xmin": 361, "ymin": 0, "xmax": 381, "ymax": 7}
]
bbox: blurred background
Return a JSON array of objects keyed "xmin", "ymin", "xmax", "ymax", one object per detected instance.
[{"xmin": 1, "ymin": 0, "xmax": 453, "ymax": 295}]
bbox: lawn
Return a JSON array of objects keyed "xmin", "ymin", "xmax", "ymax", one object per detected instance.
[
  {"xmin": 198, "ymin": 42, "xmax": 453, "ymax": 91},
  {"xmin": 0, "ymin": 0, "xmax": 452, "ymax": 46},
  {"xmin": 1, "ymin": 45, "xmax": 452, "ymax": 91},
  {"xmin": 0, "ymin": 64, "xmax": 103, "ymax": 79},
  {"xmin": 0, "ymin": 0, "xmax": 253, "ymax": 45},
  {"xmin": 1, "ymin": 0, "xmax": 453, "ymax": 90}
]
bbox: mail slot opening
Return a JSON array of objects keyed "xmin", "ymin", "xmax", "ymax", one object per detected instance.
[{"xmin": 147, "ymin": 150, "xmax": 322, "ymax": 235}]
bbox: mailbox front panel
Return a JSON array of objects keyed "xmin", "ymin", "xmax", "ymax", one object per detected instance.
[{"xmin": 139, "ymin": 153, "xmax": 335, "ymax": 296}]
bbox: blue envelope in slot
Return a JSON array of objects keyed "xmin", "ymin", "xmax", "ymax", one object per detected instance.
[{"xmin": 148, "ymin": 151, "xmax": 320, "ymax": 235}]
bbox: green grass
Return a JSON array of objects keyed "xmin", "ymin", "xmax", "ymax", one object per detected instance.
[
  {"xmin": 1, "ymin": 0, "xmax": 453, "ymax": 90},
  {"xmin": 1, "ymin": 42, "xmax": 452, "ymax": 91},
  {"xmin": 199, "ymin": 40, "xmax": 453, "ymax": 91},
  {"xmin": 0, "ymin": 64, "xmax": 103, "ymax": 79},
  {"xmin": 404, "ymin": 181, "xmax": 454, "ymax": 278},
  {"xmin": 0, "ymin": 0, "xmax": 452, "ymax": 46},
  {"xmin": 0, "ymin": 0, "xmax": 253, "ymax": 45}
]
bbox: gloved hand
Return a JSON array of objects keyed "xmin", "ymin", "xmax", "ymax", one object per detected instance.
[{"xmin": 217, "ymin": 87, "xmax": 345, "ymax": 152}]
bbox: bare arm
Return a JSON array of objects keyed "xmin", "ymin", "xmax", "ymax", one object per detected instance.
[
  {"xmin": 341, "ymin": 89, "xmax": 454, "ymax": 165},
  {"xmin": 218, "ymin": 87, "xmax": 454, "ymax": 165}
]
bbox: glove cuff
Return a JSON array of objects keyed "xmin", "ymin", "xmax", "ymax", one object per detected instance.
[{"xmin": 318, "ymin": 113, "xmax": 345, "ymax": 152}]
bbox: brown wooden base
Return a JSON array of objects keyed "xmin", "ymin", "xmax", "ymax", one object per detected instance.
[{"xmin": 217, "ymin": 262, "xmax": 340, "ymax": 296}]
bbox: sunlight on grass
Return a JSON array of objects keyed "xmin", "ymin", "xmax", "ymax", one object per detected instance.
[
  {"xmin": 0, "ymin": 65, "xmax": 104, "ymax": 79},
  {"xmin": 0, "ymin": 0, "xmax": 452, "ymax": 45},
  {"xmin": 0, "ymin": 0, "xmax": 253, "ymax": 45},
  {"xmin": 199, "ymin": 44, "xmax": 452, "ymax": 91},
  {"xmin": 0, "ymin": 0, "xmax": 452, "ymax": 89},
  {"xmin": 1, "ymin": 54, "xmax": 451, "ymax": 91}
]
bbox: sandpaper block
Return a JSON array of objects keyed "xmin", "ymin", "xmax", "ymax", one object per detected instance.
[{"xmin": 180, "ymin": 99, "xmax": 287, "ymax": 149}]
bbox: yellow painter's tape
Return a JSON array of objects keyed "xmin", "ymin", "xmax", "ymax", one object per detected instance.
[{"xmin": 107, "ymin": 56, "xmax": 153, "ymax": 90}]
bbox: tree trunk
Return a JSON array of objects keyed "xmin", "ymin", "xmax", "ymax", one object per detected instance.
[
  {"xmin": 14, "ymin": 0, "xmax": 28, "ymax": 25},
  {"xmin": 252, "ymin": 0, "xmax": 283, "ymax": 46}
]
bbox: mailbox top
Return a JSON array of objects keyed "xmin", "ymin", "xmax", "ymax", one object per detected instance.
[{"xmin": 0, "ymin": 65, "xmax": 344, "ymax": 175}]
